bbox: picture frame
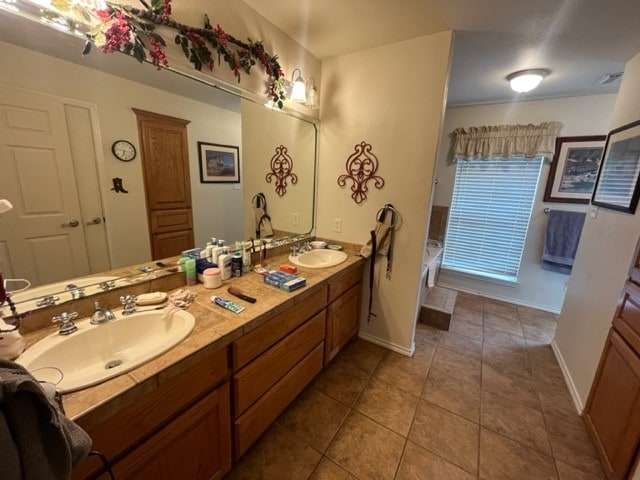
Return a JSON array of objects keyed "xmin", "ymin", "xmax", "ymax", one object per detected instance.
[
  {"xmin": 197, "ymin": 142, "xmax": 240, "ymax": 183},
  {"xmin": 543, "ymin": 135, "xmax": 606, "ymax": 204},
  {"xmin": 592, "ymin": 119, "xmax": 640, "ymax": 214}
]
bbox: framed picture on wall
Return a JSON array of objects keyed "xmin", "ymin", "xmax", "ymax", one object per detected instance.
[
  {"xmin": 543, "ymin": 135, "xmax": 606, "ymax": 203},
  {"xmin": 198, "ymin": 142, "xmax": 240, "ymax": 183},
  {"xmin": 592, "ymin": 119, "xmax": 640, "ymax": 214}
]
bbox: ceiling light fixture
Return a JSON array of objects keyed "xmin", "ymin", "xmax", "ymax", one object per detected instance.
[{"xmin": 506, "ymin": 69, "xmax": 550, "ymax": 93}]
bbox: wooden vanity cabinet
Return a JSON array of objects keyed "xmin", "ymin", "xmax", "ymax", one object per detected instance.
[
  {"xmin": 72, "ymin": 346, "xmax": 231, "ymax": 480},
  {"xmin": 325, "ymin": 262, "xmax": 364, "ymax": 364}
]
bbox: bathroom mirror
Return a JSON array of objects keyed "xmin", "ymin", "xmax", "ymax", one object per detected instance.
[{"xmin": 0, "ymin": 7, "xmax": 317, "ymax": 311}]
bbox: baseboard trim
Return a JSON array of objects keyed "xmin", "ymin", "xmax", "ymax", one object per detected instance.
[
  {"xmin": 358, "ymin": 331, "xmax": 414, "ymax": 357},
  {"xmin": 551, "ymin": 339, "xmax": 585, "ymax": 414},
  {"xmin": 436, "ymin": 281, "xmax": 561, "ymax": 314}
]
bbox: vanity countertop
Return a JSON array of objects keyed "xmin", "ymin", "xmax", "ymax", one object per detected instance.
[{"xmin": 21, "ymin": 251, "xmax": 365, "ymax": 426}]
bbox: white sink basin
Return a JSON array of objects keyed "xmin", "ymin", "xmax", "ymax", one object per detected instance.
[
  {"xmin": 289, "ymin": 249, "xmax": 348, "ymax": 268},
  {"xmin": 16, "ymin": 309, "xmax": 195, "ymax": 393}
]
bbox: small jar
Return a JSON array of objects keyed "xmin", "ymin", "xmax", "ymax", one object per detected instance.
[{"xmin": 202, "ymin": 267, "xmax": 222, "ymax": 289}]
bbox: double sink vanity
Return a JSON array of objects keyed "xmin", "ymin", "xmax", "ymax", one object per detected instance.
[{"xmin": 13, "ymin": 245, "xmax": 364, "ymax": 479}]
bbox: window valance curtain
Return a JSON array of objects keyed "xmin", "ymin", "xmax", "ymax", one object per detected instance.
[{"xmin": 452, "ymin": 121, "xmax": 562, "ymax": 161}]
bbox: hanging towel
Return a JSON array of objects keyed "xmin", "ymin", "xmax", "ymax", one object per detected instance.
[
  {"xmin": 252, "ymin": 193, "xmax": 274, "ymax": 239},
  {"xmin": 0, "ymin": 359, "xmax": 92, "ymax": 480},
  {"xmin": 541, "ymin": 210, "xmax": 586, "ymax": 274}
]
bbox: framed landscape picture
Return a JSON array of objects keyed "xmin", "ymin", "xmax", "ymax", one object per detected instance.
[
  {"xmin": 592, "ymin": 119, "xmax": 640, "ymax": 214},
  {"xmin": 543, "ymin": 135, "xmax": 606, "ymax": 203},
  {"xmin": 198, "ymin": 142, "xmax": 240, "ymax": 183}
]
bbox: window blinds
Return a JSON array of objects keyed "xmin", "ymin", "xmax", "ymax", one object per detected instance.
[{"xmin": 443, "ymin": 157, "xmax": 543, "ymax": 282}]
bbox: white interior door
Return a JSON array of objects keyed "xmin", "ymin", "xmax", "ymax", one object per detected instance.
[{"xmin": 0, "ymin": 86, "xmax": 92, "ymax": 285}]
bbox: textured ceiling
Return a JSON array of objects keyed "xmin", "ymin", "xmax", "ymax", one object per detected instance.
[{"xmin": 242, "ymin": 0, "xmax": 640, "ymax": 105}]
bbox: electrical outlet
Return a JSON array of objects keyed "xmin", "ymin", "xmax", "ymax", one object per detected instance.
[
  {"xmin": 292, "ymin": 213, "xmax": 300, "ymax": 226},
  {"xmin": 333, "ymin": 218, "xmax": 342, "ymax": 233}
]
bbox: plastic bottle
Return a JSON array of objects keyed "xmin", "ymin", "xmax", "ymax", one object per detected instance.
[
  {"xmin": 243, "ymin": 243, "xmax": 252, "ymax": 273},
  {"xmin": 232, "ymin": 252, "xmax": 243, "ymax": 277},
  {"xmin": 218, "ymin": 248, "xmax": 233, "ymax": 280},
  {"xmin": 185, "ymin": 258, "xmax": 197, "ymax": 286}
]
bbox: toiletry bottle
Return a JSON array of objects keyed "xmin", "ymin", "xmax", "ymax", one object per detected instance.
[
  {"xmin": 205, "ymin": 242, "xmax": 213, "ymax": 262},
  {"xmin": 232, "ymin": 252, "xmax": 243, "ymax": 277},
  {"xmin": 210, "ymin": 243, "xmax": 223, "ymax": 265},
  {"xmin": 185, "ymin": 258, "xmax": 197, "ymax": 286},
  {"xmin": 219, "ymin": 248, "xmax": 233, "ymax": 280},
  {"xmin": 243, "ymin": 243, "xmax": 252, "ymax": 272}
]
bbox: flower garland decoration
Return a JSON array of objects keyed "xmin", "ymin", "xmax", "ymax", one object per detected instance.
[{"xmin": 49, "ymin": 0, "xmax": 287, "ymax": 107}]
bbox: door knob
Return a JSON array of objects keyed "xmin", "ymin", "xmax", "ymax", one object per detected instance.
[
  {"xmin": 86, "ymin": 217, "xmax": 102, "ymax": 225},
  {"xmin": 61, "ymin": 219, "xmax": 80, "ymax": 228}
]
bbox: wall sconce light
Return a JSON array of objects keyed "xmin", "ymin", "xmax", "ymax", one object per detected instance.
[
  {"xmin": 282, "ymin": 68, "xmax": 319, "ymax": 109},
  {"xmin": 506, "ymin": 69, "xmax": 550, "ymax": 93}
]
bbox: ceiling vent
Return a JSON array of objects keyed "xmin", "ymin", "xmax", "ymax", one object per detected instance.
[{"xmin": 595, "ymin": 72, "xmax": 623, "ymax": 85}]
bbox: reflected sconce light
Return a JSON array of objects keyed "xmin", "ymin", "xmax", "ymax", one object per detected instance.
[
  {"xmin": 289, "ymin": 68, "xmax": 307, "ymax": 103},
  {"xmin": 506, "ymin": 69, "xmax": 550, "ymax": 93}
]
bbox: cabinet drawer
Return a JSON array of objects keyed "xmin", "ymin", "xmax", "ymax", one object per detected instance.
[
  {"xmin": 234, "ymin": 343, "xmax": 324, "ymax": 459},
  {"xmin": 233, "ymin": 311, "xmax": 325, "ymax": 416},
  {"xmin": 232, "ymin": 286, "xmax": 327, "ymax": 370},
  {"xmin": 73, "ymin": 346, "xmax": 229, "ymax": 479},
  {"xmin": 328, "ymin": 261, "xmax": 364, "ymax": 304},
  {"xmin": 613, "ymin": 280, "xmax": 640, "ymax": 354},
  {"xmin": 112, "ymin": 383, "xmax": 231, "ymax": 480}
]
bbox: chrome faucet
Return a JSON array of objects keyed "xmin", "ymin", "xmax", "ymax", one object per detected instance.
[
  {"xmin": 65, "ymin": 284, "xmax": 85, "ymax": 300},
  {"xmin": 36, "ymin": 295, "xmax": 59, "ymax": 307},
  {"xmin": 90, "ymin": 302, "xmax": 116, "ymax": 325},
  {"xmin": 52, "ymin": 311, "xmax": 78, "ymax": 336},
  {"xmin": 98, "ymin": 280, "xmax": 116, "ymax": 292},
  {"xmin": 120, "ymin": 295, "xmax": 137, "ymax": 315}
]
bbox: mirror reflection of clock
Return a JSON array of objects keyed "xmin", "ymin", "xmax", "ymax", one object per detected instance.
[{"xmin": 111, "ymin": 140, "xmax": 137, "ymax": 161}]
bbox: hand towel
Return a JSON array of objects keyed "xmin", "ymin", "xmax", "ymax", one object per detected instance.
[{"xmin": 541, "ymin": 210, "xmax": 586, "ymax": 274}]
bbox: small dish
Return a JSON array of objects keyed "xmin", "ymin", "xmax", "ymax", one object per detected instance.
[
  {"xmin": 310, "ymin": 240, "xmax": 327, "ymax": 249},
  {"xmin": 327, "ymin": 244, "xmax": 343, "ymax": 251}
]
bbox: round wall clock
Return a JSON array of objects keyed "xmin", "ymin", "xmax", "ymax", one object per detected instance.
[{"xmin": 111, "ymin": 140, "xmax": 137, "ymax": 162}]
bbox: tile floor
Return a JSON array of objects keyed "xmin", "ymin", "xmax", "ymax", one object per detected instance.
[{"xmin": 225, "ymin": 291, "xmax": 605, "ymax": 480}]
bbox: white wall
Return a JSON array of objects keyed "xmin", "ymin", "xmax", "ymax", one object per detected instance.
[
  {"xmin": 433, "ymin": 95, "xmax": 617, "ymax": 312},
  {"xmin": 317, "ymin": 32, "xmax": 453, "ymax": 354},
  {"xmin": 555, "ymin": 51, "xmax": 640, "ymax": 409}
]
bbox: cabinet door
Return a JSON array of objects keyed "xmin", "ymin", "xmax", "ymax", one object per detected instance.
[
  {"xmin": 584, "ymin": 330, "xmax": 640, "ymax": 479},
  {"xmin": 112, "ymin": 383, "xmax": 231, "ymax": 480},
  {"xmin": 325, "ymin": 283, "xmax": 361, "ymax": 364}
]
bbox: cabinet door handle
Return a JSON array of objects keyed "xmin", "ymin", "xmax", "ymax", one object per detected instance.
[
  {"xmin": 86, "ymin": 217, "xmax": 102, "ymax": 225},
  {"xmin": 61, "ymin": 219, "xmax": 80, "ymax": 228}
]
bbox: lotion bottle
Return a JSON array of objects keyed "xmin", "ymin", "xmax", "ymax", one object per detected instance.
[{"xmin": 218, "ymin": 248, "xmax": 233, "ymax": 280}]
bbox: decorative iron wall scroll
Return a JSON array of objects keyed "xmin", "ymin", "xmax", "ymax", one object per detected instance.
[
  {"xmin": 337, "ymin": 141, "xmax": 385, "ymax": 204},
  {"xmin": 266, "ymin": 145, "xmax": 298, "ymax": 196}
]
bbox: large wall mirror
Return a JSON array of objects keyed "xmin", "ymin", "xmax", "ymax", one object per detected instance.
[{"xmin": 0, "ymin": 6, "xmax": 318, "ymax": 312}]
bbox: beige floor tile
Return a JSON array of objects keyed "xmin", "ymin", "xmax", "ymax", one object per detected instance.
[
  {"xmin": 326, "ymin": 411, "xmax": 405, "ymax": 480},
  {"xmin": 312, "ymin": 354, "xmax": 371, "ymax": 407},
  {"xmin": 415, "ymin": 323, "xmax": 443, "ymax": 344},
  {"xmin": 483, "ymin": 325, "xmax": 526, "ymax": 347},
  {"xmin": 455, "ymin": 291, "xmax": 485, "ymax": 310},
  {"xmin": 481, "ymin": 389, "xmax": 553, "ymax": 455},
  {"xmin": 374, "ymin": 351, "xmax": 429, "ymax": 396},
  {"xmin": 409, "ymin": 399, "xmax": 480, "ymax": 475},
  {"xmin": 422, "ymin": 369, "xmax": 481, "ymax": 423},
  {"xmin": 556, "ymin": 459, "xmax": 605, "ymax": 480},
  {"xmin": 437, "ymin": 331, "xmax": 483, "ymax": 361},
  {"xmin": 479, "ymin": 428, "xmax": 557, "ymax": 480},
  {"xmin": 449, "ymin": 317, "xmax": 484, "ymax": 342},
  {"xmin": 354, "ymin": 376, "xmax": 420, "ymax": 436},
  {"xmin": 452, "ymin": 306, "xmax": 484, "ymax": 325},
  {"xmin": 412, "ymin": 333, "xmax": 438, "ymax": 366},
  {"xmin": 482, "ymin": 342, "xmax": 532, "ymax": 378},
  {"xmin": 277, "ymin": 388, "xmax": 350, "ymax": 452},
  {"xmin": 521, "ymin": 322, "xmax": 556, "ymax": 344},
  {"xmin": 482, "ymin": 363, "xmax": 541, "ymax": 411},
  {"xmin": 483, "ymin": 313, "xmax": 523, "ymax": 337},
  {"xmin": 227, "ymin": 423, "xmax": 322, "ymax": 480},
  {"xmin": 430, "ymin": 346, "xmax": 482, "ymax": 386},
  {"xmin": 340, "ymin": 338, "xmax": 388, "ymax": 375},
  {"xmin": 309, "ymin": 457, "xmax": 357, "ymax": 480},
  {"xmin": 396, "ymin": 441, "xmax": 476, "ymax": 480},
  {"xmin": 545, "ymin": 410, "xmax": 603, "ymax": 476},
  {"xmin": 537, "ymin": 385, "xmax": 579, "ymax": 421}
]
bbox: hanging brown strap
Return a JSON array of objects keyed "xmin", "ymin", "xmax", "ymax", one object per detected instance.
[{"xmin": 367, "ymin": 229, "xmax": 377, "ymax": 323}]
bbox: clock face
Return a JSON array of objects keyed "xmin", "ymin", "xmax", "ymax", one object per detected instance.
[{"xmin": 112, "ymin": 140, "xmax": 136, "ymax": 161}]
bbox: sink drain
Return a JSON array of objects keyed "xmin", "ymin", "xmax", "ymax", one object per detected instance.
[{"xmin": 105, "ymin": 359, "xmax": 123, "ymax": 370}]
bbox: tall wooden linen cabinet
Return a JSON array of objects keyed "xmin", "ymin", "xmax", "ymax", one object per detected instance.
[{"xmin": 584, "ymin": 236, "xmax": 640, "ymax": 479}]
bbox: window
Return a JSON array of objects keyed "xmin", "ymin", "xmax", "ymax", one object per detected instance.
[{"xmin": 442, "ymin": 156, "xmax": 543, "ymax": 282}]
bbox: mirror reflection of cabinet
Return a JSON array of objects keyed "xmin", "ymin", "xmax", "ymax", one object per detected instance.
[{"xmin": 584, "ymin": 237, "xmax": 640, "ymax": 479}]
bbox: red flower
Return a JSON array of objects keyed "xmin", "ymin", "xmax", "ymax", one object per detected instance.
[
  {"xmin": 149, "ymin": 37, "xmax": 169, "ymax": 70},
  {"xmin": 162, "ymin": 0, "xmax": 172, "ymax": 17},
  {"xmin": 101, "ymin": 11, "xmax": 131, "ymax": 53},
  {"xmin": 95, "ymin": 9, "xmax": 111, "ymax": 23},
  {"xmin": 213, "ymin": 24, "xmax": 228, "ymax": 48}
]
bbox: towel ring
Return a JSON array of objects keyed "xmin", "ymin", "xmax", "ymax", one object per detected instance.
[{"xmin": 376, "ymin": 205, "xmax": 398, "ymax": 229}]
